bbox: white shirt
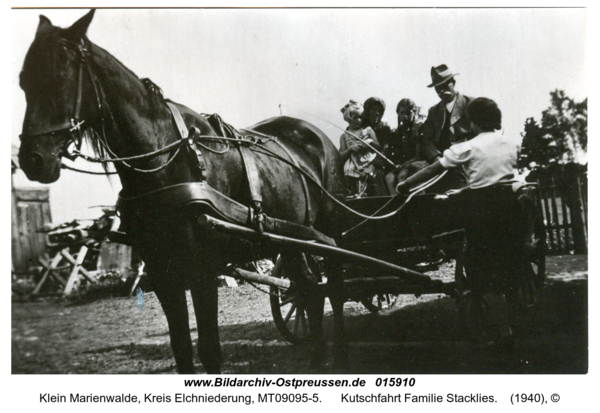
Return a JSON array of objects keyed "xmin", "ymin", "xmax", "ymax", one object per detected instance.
[{"xmin": 439, "ymin": 130, "xmax": 520, "ymax": 189}]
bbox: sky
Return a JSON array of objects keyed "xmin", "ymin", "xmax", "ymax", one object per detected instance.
[
  {"xmin": 4, "ymin": 2, "xmax": 597, "ymax": 398},
  {"xmin": 9, "ymin": 6, "xmax": 589, "ymax": 223}
]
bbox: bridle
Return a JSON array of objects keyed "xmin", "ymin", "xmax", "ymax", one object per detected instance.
[
  {"xmin": 19, "ymin": 37, "xmax": 103, "ymax": 161},
  {"xmin": 19, "ymin": 35, "xmax": 189, "ymax": 174},
  {"xmin": 16, "ymin": 35, "xmax": 447, "ymax": 227}
]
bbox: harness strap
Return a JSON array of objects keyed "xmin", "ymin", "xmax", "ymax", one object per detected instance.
[
  {"xmin": 166, "ymin": 101, "xmax": 207, "ymax": 180},
  {"xmin": 20, "ymin": 38, "xmax": 91, "ymax": 141},
  {"xmin": 75, "ymin": 61, "xmax": 84, "ymax": 122},
  {"xmin": 21, "ymin": 122, "xmax": 75, "ymax": 138},
  {"xmin": 166, "ymin": 102, "xmax": 189, "ymax": 139},
  {"xmin": 117, "ymin": 182, "xmax": 336, "ymax": 246},
  {"xmin": 269, "ymin": 138, "xmax": 313, "ymax": 226},
  {"xmin": 203, "ymin": 114, "xmax": 266, "ymax": 229},
  {"xmin": 237, "ymin": 143, "xmax": 263, "ymax": 204},
  {"xmin": 240, "ymin": 128, "xmax": 313, "ymax": 226},
  {"xmin": 81, "ymin": 40, "xmax": 104, "ymax": 116}
]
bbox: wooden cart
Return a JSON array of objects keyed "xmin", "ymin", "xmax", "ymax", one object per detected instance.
[{"xmin": 200, "ymin": 186, "xmax": 546, "ymax": 344}]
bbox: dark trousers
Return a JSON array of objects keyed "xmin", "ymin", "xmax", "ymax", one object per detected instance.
[
  {"xmin": 409, "ymin": 185, "xmax": 528, "ymax": 293},
  {"xmin": 461, "ymin": 186, "xmax": 528, "ymax": 293}
]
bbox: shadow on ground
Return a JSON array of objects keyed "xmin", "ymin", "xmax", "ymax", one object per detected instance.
[{"xmin": 12, "ymin": 256, "xmax": 587, "ymax": 374}]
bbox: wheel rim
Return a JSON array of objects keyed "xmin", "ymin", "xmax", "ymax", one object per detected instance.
[
  {"xmin": 531, "ymin": 231, "xmax": 547, "ymax": 288},
  {"xmin": 269, "ymin": 256, "xmax": 310, "ymax": 344}
]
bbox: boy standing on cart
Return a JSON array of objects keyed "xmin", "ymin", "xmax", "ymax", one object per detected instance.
[{"xmin": 396, "ymin": 97, "xmax": 527, "ymax": 347}]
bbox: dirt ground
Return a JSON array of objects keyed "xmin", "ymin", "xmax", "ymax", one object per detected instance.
[{"xmin": 12, "ymin": 255, "xmax": 587, "ymax": 374}]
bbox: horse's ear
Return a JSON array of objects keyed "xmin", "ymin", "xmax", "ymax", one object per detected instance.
[
  {"xmin": 65, "ymin": 9, "xmax": 95, "ymax": 40},
  {"xmin": 36, "ymin": 15, "xmax": 53, "ymax": 34}
]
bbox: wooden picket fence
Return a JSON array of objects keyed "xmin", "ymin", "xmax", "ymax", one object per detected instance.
[{"xmin": 536, "ymin": 174, "xmax": 587, "ymax": 255}]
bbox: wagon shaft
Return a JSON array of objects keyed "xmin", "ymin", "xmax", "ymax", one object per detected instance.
[
  {"xmin": 230, "ymin": 267, "xmax": 295, "ymax": 290},
  {"xmin": 199, "ymin": 214, "xmax": 454, "ymax": 293}
]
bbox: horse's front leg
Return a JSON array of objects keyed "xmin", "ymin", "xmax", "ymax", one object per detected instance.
[
  {"xmin": 150, "ymin": 265, "xmax": 195, "ymax": 374},
  {"xmin": 189, "ymin": 272, "xmax": 222, "ymax": 374},
  {"xmin": 324, "ymin": 257, "xmax": 349, "ymax": 372}
]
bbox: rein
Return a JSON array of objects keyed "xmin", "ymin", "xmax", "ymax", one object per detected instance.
[
  {"xmin": 285, "ymin": 105, "xmax": 396, "ymax": 168},
  {"xmin": 70, "ymin": 136, "xmax": 185, "ymax": 166},
  {"xmin": 65, "ymin": 94, "xmax": 437, "ymax": 224},
  {"xmin": 40, "ymin": 41, "xmax": 428, "ymax": 225},
  {"xmin": 22, "ymin": 35, "xmax": 187, "ymax": 175},
  {"xmin": 340, "ymin": 170, "xmax": 449, "ymax": 236},
  {"xmin": 61, "ymin": 163, "xmax": 117, "ymax": 175}
]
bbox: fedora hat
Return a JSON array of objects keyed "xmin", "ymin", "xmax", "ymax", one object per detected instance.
[{"xmin": 427, "ymin": 64, "xmax": 458, "ymax": 88}]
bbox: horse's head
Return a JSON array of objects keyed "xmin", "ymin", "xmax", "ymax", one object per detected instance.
[{"xmin": 18, "ymin": 10, "xmax": 97, "ymax": 183}]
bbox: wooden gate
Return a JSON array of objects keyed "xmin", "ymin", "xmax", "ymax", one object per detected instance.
[
  {"xmin": 537, "ymin": 174, "xmax": 587, "ymax": 255},
  {"xmin": 11, "ymin": 188, "xmax": 52, "ymax": 274}
]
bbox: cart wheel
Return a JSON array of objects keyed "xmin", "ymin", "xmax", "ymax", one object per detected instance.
[
  {"xmin": 527, "ymin": 218, "xmax": 547, "ymax": 290},
  {"xmin": 360, "ymin": 294, "xmax": 397, "ymax": 313},
  {"xmin": 270, "ymin": 254, "xmax": 321, "ymax": 344},
  {"xmin": 454, "ymin": 239, "xmax": 468, "ymax": 294},
  {"xmin": 511, "ymin": 211, "xmax": 547, "ymax": 311}
]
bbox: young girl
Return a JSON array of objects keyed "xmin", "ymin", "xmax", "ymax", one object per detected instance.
[
  {"xmin": 397, "ymin": 97, "xmax": 525, "ymax": 346},
  {"xmin": 338, "ymin": 100, "xmax": 382, "ymax": 197}
]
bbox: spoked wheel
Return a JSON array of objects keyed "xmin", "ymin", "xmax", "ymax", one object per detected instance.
[
  {"xmin": 360, "ymin": 294, "xmax": 397, "ymax": 313},
  {"xmin": 270, "ymin": 254, "xmax": 322, "ymax": 344},
  {"xmin": 513, "ymin": 210, "xmax": 547, "ymax": 310},
  {"xmin": 454, "ymin": 238, "xmax": 468, "ymax": 294},
  {"xmin": 511, "ymin": 187, "xmax": 547, "ymax": 306},
  {"xmin": 527, "ymin": 218, "xmax": 547, "ymax": 290}
]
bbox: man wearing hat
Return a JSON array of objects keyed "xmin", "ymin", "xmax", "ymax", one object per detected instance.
[
  {"xmin": 420, "ymin": 64, "xmax": 474, "ymax": 165},
  {"xmin": 417, "ymin": 64, "xmax": 474, "ymax": 192}
]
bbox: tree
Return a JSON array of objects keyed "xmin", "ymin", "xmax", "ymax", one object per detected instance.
[
  {"xmin": 518, "ymin": 90, "xmax": 588, "ymax": 254},
  {"xmin": 518, "ymin": 90, "xmax": 587, "ymax": 173}
]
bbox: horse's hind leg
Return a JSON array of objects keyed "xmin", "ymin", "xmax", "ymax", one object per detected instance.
[
  {"xmin": 282, "ymin": 253, "xmax": 326, "ymax": 370},
  {"xmin": 190, "ymin": 274, "xmax": 222, "ymax": 374},
  {"xmin": 151, "ymin": 271, "xmax": 196, "ymax": 374},
  {"xmin": 305, "ymin": 286, "xmax": 326, "ymax": 370},
  {"xmin": 302, "ymin": 257, "xmax": 326, "ymax": 370}
]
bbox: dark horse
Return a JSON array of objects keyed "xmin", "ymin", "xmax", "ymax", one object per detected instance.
[{"xmin": 18, "ymin": 10, "xmax": 349, "ymax": 373}]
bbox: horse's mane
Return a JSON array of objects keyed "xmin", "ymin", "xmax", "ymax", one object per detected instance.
[
  {"xmin": 83, "ymin": 35, "xmax": 167, "ymax": 173},
  {"xmin": 85, "ymin": 77, "xmax": 166, "ymax": 173},
  {"xmin": 141, "ymin": 78, "xmax": 167, "ymax": 116},
  {"xmin": 141, "ymin": 78, "xmax": 164, "ymax": 99}
]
